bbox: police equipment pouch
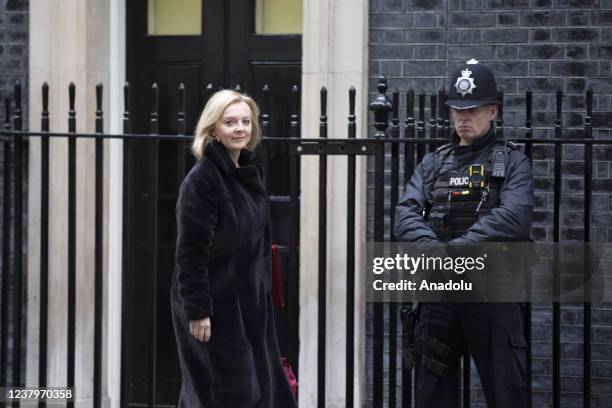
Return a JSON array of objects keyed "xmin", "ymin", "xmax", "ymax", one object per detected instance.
[
  {"xmin": 417, "ymin": 328, "xmax": 461, "ymax": 377},
  {"xmin": 421, "ymin": 355, "xmax": 450, "ymax": 377}
]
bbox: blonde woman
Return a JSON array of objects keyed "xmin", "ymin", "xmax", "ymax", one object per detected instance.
[{"xmin": 171, "ymin": 90, "xmax": 297, "ymax": 407}]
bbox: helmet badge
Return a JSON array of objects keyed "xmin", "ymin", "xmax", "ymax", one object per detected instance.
[{"xmin": 454, "ymin": 68, "xmax": 477, "ymax": 97}]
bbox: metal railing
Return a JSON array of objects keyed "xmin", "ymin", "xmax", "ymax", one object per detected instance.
[{"xmin": 0, "ymin": 77, "xmax": 610, "ymax": 407}]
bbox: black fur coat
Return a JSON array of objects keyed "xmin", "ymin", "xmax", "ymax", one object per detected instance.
[{"xmin": 171, "ymin": 141, "xmax": 297, "ymax": 407}]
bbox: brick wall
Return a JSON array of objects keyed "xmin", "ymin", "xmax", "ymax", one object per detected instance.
[
  {"xmin": 0, "ymin": 0, "xmax": 28, "ymax": 125},
  {"xmin": 0, "ymin": 0, "xmax": 28, "ymax": 386},
  {"xmin": 368, "ymin": 0, "xmax": 612, "ymax": 407}
]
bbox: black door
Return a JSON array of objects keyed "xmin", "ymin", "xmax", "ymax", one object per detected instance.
[{"xmin": 124, "ymin": 1, "xmax": 301, "ymax": 405}]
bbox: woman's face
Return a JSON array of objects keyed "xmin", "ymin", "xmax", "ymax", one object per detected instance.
[{"xmin": 214, "ymin": 101, "xmax": 253, "ymax": 157}]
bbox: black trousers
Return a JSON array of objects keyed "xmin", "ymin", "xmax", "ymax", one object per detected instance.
[{"xmin": 415, "ymin": 302, "xmax": 528, "ymax": 408}]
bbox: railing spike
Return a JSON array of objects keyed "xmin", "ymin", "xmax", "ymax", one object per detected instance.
[
  {"xmin": 320, "ymin": 87, "xmax": 327, "ymax": 117},
  {"xmin": 349, "ymin": 86, "xmax": 356, "ymax": 117},
  {"xmin": 42, "ymin": 82, "xmax": 49, "ymax": 113},
  {"xmin": 68, "ymin": 82, "xmax": 76, "ymax": 111},
  {"xmin": 177, "ymin": 83, "xmax": 186, "ymax": 135},
  {"xmin": 96, "ymin": 83, "xmax": 103, "ymax": 113}
]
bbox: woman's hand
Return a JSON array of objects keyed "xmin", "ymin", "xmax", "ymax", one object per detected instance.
[{"xmin": 189, "ymin": 317, "xmax": 211, "ymax": 342}]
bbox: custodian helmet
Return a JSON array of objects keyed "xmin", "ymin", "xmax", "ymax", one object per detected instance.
[{"xmin": 445, "ymin": 59, "xmax": 499, "ymax": 110}]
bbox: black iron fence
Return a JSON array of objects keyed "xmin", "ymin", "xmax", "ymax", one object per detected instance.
[{"xmin": 0, "ymin": 77, "xmax": 610, "ymax": 407}]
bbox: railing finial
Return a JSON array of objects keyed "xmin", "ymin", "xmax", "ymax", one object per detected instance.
[{"xmin": 369, "ymin": 76, "xmax": 392, "ymax": 139}]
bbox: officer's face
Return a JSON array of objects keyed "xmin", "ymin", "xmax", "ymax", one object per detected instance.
[{"xmin": 451, "ymin": 104, "xmax": 498, "ymax": 145}]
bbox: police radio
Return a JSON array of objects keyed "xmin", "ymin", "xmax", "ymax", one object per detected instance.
[
  {"xmin": 468, "ymin": 163, "xmax": 485, "ymax": 188},
  {"xmin": 491, "ymin": 143, "xmax": 507, "ymax": 178}
]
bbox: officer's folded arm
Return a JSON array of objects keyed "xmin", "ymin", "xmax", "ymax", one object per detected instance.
[
  {"xmin": 449, "ymin": 152, "xmax": 533, "ymax": 244},
  {"xmin": 395, "ymin": 155, "xmax": 441, "ymax": 244}
]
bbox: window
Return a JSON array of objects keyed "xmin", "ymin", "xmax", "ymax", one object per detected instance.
[
  {"xmin": 148, "ymin": 0, "xmax": 202, "ymax": 36},
  {"xmin": 255, "ymin": 0, "xmax": 302, "ymax": 34}
]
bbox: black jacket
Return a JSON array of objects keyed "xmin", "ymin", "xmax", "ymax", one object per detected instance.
[
  {"xmin": 395, "ymin": 128, "xmax": 533, "ymax": 244},
  {"xmin": 171, "ymin": 141, "xmax": 297, "ymax": 407}
]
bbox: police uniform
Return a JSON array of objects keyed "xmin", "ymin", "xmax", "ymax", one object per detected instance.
[{"xmin": 394, "ymin": 60, "xmax": 533, "ymax": 408}]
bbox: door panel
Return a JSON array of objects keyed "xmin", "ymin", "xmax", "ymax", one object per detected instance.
[{"xmin": 251, "ymin": 62, "xmax": 300, "ymax": 194}]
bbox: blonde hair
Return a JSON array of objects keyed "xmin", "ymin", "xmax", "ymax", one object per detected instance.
[{"xmin": 192, "ymin": 90, "xmax": 261, "ymax": 160}]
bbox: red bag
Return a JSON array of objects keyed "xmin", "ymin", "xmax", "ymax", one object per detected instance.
[
  {"xmin": 282, "ymin": 357, "xmax": 298, "ymax": 396},
  {"xmin": 271, "ymin": 244, "xmax": 285, "ymax": 307},
  {"xmin": 271, "ymin": 246, "xmax": 295, "ymax": 394}
]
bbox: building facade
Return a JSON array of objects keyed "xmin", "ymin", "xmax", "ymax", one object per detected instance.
[{"xmin": 0, "ymin": 0, "xmax": 610, "ymax": 407}]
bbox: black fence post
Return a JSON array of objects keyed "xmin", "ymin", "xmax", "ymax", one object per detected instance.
[
  {"xmin": 148, "ymin": 83, "xmax": 160, "ymax": 408},
  {"xmin": 261, "ymin": 85, "xmax": 270, "ymax": 133},
  {"xmin": 443, "ymin": 91, "xmax": 451, "ymax": 139},
  {"xmin": 120, "ymin": 82, "xmax": 131, "ymax": 408},
  {"xmin": 404, "ymin": 89, "xmax": 415, "ymax": 184},
  {"xmin": 402, "ymin": 91, "xmax": 417, "ymax": 408},
  {"xmin": 67, "ymin": 82, "xmax": 77, "ymax": 408},
  {"xmin": 177, "ymin": 84, "xmax": 186, "ymax": 136},
  {"xmin": 176, "ymin": 83, "xmax": 187, "ymax": 182},
  {"xmin": 346, "ymin": 86, "xmax": 356, "ymax": 408},
  {"xmin": 390, "ymin": 88, "xmax": 400, "ymax": 216},
  {"xmin": 583, "ymin": 87, "xmax": 593, "ymax": 408},
  {"xmin": 290, "ymin": 86, "xmax": 299, "ymax": 139},
  {"xmin": 429, "ymin": 92, "xmax": 437, "ymax": 152},
  {"xmin": 437, "ymin": 88, "xmax": 445, "ymax": 139},
  {"xmin": 317, "ymin": 87, "xmax": 327, "ymax": 408},
  {"xmin": 38, "ymin": 83, "xmax": 50, "ymax": 408},
  {"xmin": 523, "ymin": 90, "xmax": 533, "ymax": 408},
  {"xmin": 372, "ymin": 141, "xmax": 385, "ymax": 408},
  {"xmin": 12, "ymin": 81, "xmax": 24, "ymax": 394},
  {"xmin": 1, "ymin": 96, "xmax": 11, "ymax": 397},
  {"xmin": 288, "ymin": 84, "xmax": 300, "ymax": 379},
  {"xmin": 389, "ymin": 88, "xmax": 401, "ymax": 408},
  {"xmin": 94, "ymin": 83, "xmax": 104, "ymax": 408},
  {"xmin": 260, "ymin": 85, "xmax": 271, "ymax": 176},
  {"xmin": 416, "ymin": 93, "xmax": 425, "ymax": 162},
  {"xmin": 552, "ymin": 87, "xmax": 564, "ymax": 408},
  {"xmin": 525, "ymin": 90, "xmax": 533, "ymax": 161},
  {"xmin": 368, "ymin": 76, "xmax": 389, "ymax": 408}
]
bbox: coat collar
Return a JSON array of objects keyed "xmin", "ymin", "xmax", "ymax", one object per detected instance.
[
  {"xmin": 452, "ymin": 125, "xmax": 497, "ymax": 155},
  {"xmin": 205, "ymin": 141, "xmax": 266, "ymax": 195},
  {"xmin": 205, "ymin": 140, "xmax": 254, "ymax": 174}
]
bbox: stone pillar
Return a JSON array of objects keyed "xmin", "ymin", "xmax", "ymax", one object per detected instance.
[
  {"xmin": 27, "ymin": 0, "xmax": 125, "ymax": 406},
  {"xmin": 300, "ymin": 0, "xmax": 369, "ymax": 406}
]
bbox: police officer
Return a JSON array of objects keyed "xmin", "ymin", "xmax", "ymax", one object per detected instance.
[{"xmin": 395, "ymin": 59, "xmax": 533, "ymax": 407}]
